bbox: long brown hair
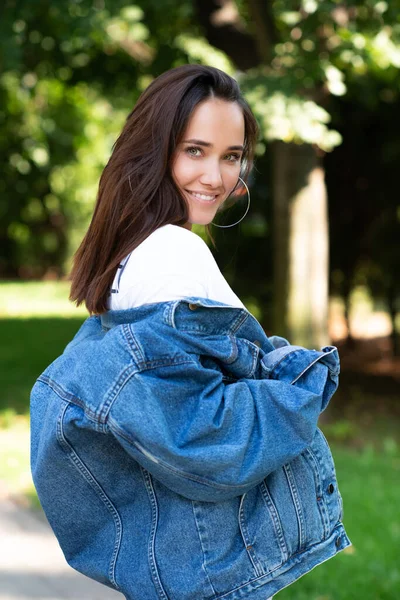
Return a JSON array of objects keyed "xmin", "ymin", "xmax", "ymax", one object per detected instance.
[{"xmin": 69, "ymin": 64, "xmax": 259, "ymax": 314}]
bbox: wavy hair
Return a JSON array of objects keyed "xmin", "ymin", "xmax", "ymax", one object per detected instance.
[{"xmin": 69, "ymin": 64, "xmax": 259, "ymax": 314}]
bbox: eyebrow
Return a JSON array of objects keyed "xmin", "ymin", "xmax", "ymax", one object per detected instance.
[{"xmin": 182, "ymin": 138, "xmax": 244, "ymax": 151}]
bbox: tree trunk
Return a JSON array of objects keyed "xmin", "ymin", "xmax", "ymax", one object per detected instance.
[
  {"xmin": 193, "ymin": 0, "xmax": 261, "ymax": 70},
  {"xmin": 387, "ymin": 283, "xmax": 399, "ymax": 357},
  {"xmin": 193, "ymin": 1, "xmax": 331, "ymax": 349},
  {"xmin": 342, "ymin": 274, "xmax": 355, "ymax": 348},
  {"xmin": 273, "ymin": 141, "xmax": 330, "ymax": 348}
]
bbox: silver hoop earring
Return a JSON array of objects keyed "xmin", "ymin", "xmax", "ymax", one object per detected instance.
[{"xmin": 211, "ymin": 176, "xmax": 250, "ymax": 228}]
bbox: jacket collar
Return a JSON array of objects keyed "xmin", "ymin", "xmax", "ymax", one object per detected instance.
[{"xmin": 100, "ymin": 296, "xmax": 271, "ymax": 348}]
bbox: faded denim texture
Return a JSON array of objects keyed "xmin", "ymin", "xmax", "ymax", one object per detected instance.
[{"xmin": 30, "ymin": 297, "xmax": 351, "ymax": 600}]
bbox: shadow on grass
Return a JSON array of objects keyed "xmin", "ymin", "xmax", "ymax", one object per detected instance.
[{"xmin": 0, "ymin": 317, "xmax": 85, "ymax": 418}]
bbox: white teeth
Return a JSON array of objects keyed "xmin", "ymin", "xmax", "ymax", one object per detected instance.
[{"xmin": 190, "ymin": 192, "xmax": 216, "ymax": 201}]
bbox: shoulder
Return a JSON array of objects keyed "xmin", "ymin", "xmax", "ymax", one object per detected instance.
[
  {"xmin": 112, "ymin": 225, "xmax": 213, "ymax": 308},
  {"xmin": 135, "ymin": 224, "xmax": 215, "ymax": 265},
  {"xmin": 119, "ymin": 225, "xmax": 216, "ymax": 285},
  {"xmin": 150, "ymin": 224, "xmax": 210, "ymax": 250}
]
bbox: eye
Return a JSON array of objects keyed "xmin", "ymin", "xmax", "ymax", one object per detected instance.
[
  {"xmin": 225, "ymin": 153, "xmax": 242, "ymax": 163},
  {"xmin": 185, "ymin": 146, "xmax": 202, "ymax": 157}
]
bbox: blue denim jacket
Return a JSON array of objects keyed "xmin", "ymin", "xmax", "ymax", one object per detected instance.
[{"xmin": 30, "ymin": 297, "xmax": 351, "ymax": 600}]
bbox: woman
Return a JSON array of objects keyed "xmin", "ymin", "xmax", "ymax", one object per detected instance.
[
  {"xmin": 68, "ymin": 63, "xmax": 257, "ymax": 314},
  {"xmin": 30, "ymin": 65, "xmax": 351, "ymax": 600}
]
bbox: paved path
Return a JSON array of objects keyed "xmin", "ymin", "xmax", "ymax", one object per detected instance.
[{"xmin": 0, "ymin": 496, "xmax": 123, "ymax": 600}]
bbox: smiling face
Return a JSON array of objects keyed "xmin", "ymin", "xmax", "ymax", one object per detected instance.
[{"xmin": 172, "ymin": 97, "xmax": 245, "ymax": 230}]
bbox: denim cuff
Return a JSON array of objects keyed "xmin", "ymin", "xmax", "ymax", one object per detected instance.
[{"xmin": 261, "ymin": 345, "xmax": 340, "ymax": 385}]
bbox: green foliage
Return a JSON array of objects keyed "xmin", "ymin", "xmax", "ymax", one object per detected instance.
[
  {"xmin": 175, "ymin": 34, "xmax": 235, "ymax": 73},
  {"xmin": 0, "ymin": 0, "xmax": 194, "ymax": 276},
  {"xmin": 241, "ymin": 71, "xmax": 342, "ymax": 150},
  {"xmin": 272, "ymin": 0, "xmax": 400, "ymax": 83},
  {"xmin": 234, "ymin": 0, "xmax": 400, "ymax": 148},
  {"xmin": 1, "ymin": 0, "xmax": 400, "ymax": 281}
]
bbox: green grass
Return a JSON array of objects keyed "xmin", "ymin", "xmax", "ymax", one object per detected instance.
[
  {"xmin": 1, "ymin": 281, "xmax": 399, "ymax": 599},
  {"xmin": 0, "ymin": 280, "xmax": 87, "ymax": 417},
  {"xmin": 1, "ymin": 317, "xmax": 86, "ymax": 416},
  {"xmin": 0, "ymin": 280, "xmax": 87, "ymax": 318}
]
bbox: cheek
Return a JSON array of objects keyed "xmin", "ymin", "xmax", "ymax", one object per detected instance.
[
  {"xmin": 172, "ymin": 155, "xmax": 197, "ymax": 187},
  {"xmin": 222, "ymin": 165, "xmax": 241, "ymax": 192}
]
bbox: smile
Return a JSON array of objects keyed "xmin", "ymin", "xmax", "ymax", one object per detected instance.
[{"xmin": 186, "ymin": 190, "xmax": 218, "ymax": 203}]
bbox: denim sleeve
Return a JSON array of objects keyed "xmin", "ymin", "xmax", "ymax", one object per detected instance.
[{"xmin": 108, "ymin": 345, "xmax": 339, "ymax": 502}]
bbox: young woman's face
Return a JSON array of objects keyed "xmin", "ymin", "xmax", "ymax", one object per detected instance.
[{"xmin": 172, "ymin": 98, "xmax": 245, "ymax": 230}]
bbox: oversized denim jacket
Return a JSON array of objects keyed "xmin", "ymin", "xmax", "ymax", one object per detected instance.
[{"xmin": 30, "ymin": 297, "xmax": 352, "ymax": 600}]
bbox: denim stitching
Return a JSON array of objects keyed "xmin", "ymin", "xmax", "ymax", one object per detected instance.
[
  {"xmin": 97, "ymin": 363, "xmax": 139, "ymax": 423},
  {"xmin": 56, "ymin": 401, "xmax": 122, "ymax": 589},
  {"xmin": 212, "ymin": 523, "xmax": 349, "ymax": 599},
  {"xmin": 191, "ymin": 501, "xmax": 218, "ymax": 597},
  {"xmin": 261, "ymin": 348, "xmax": 303, "ymax": 376},
  {"xmin": 283, "ymin": 463, "xmax": 306, "ymax": 551},
  {"xmin": 122, "ymin": 323, "xmax": 146, "ymax": 365},
  {"xmin": 38, "ymin": 377, "xmax": 105, "ymax": 430},
  {"xmin": 229, "ymin": 309, "xmax": 250, "ymax": 334},
  {"xmin": 141, "ymin": 468, "xmax": 171, "ymax": 600},
  {"xmin": 290, "ymin": 347, "xmax": 338, "ymax": 385},
  {"xmin": 302, "ymin": 447, "xmax": 331, "ymax": 538},
  {"xmin": 165, "ymin": 300, "xmax": 250, "ymax": 334},
  {"xmin": 238, "ymin": 492, "xmax": 264, "ymax": 577},
  {"xmin": 238, "ymin": 338, "xmax": 260, "ymax": 377},
  {"xmin": 259, "ymin": 480, "xmax": 288, "ymax": 562},
  {"xmin": 317, "ymin": 429, "xmax": 342, "ymax": 518},
  {"xmin": 225, "ymin": 334, "xmax": 238, "ymax": 364},
  {"xmin": 311, "ymin": 429, "xmax": 340, "ymax": 531},
  {"xmin": 164, "ymin": 300, "xmax": 181, "ymax": 328}
]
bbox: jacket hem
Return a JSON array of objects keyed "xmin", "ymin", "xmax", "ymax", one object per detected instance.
[{"xmin": 214, "ymin": 522, "xmax": 351, "ymax": 600}]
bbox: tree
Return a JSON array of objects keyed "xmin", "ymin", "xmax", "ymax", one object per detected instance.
[
  {"xmin": 2, "ymin": 0, "xmax": 399, "ymax": 349},
  {"xmin": 0, "ymin": 0, "xmax": 194, "ymax": 277},
  {"xmin": 327, "ymin": 88, "xmax": 400, "ymax": 354},
  {"xmin": 193, "ymin": 0, "xmax": 400, "ymax": 347}
]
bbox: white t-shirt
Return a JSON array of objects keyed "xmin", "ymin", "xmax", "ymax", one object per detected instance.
[{"xmin": 108, "ymin": 224, "xmax": 246, "ymax": 310}]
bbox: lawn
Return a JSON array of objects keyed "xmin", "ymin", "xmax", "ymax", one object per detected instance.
[
  {"xmin": 1, "ymin": 281, "xmax": 399, "ymax": 599},
  {"xmin": 0, "ymin": 281, "xmax": 86, "ymax": 501}
]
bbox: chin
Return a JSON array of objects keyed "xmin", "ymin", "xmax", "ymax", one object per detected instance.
[
  {"xmin": 191, "ymin": 207, "xmax": 220, "ymax": 223},
  {"xmin": 190, "ymin": 215, "xmax": 215, "ymax": 226}
]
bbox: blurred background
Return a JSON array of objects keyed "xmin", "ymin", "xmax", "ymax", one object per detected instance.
[{"xmin": 0, "ymin": 1, "xmax": 399, "ymax": 599}]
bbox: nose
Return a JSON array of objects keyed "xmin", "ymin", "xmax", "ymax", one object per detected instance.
[{"xmin": 199, "ymin": 159, "xmax": 223, "ymax": 189}]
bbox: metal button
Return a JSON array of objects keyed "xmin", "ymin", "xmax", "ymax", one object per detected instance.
[
  {"xmin": 188, "ymin": 303, "xmax": 198, "ymax": 311},
  {"xmin": 253, "ymin": 340, "xmax": 262, "ymax": 347},
  {"xmin": 328, "ymin": 483, "xmax": 335, "ymax": 494},
  {"xmin": 335, "ymin": 536, "xmax": 341, "ymax": 548}
]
